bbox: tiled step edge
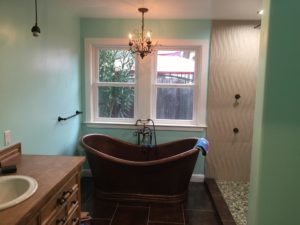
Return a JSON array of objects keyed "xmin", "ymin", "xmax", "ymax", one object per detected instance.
[{"xmin": 204, "ymin": 178, "xmax": 237, "ymax": 225}]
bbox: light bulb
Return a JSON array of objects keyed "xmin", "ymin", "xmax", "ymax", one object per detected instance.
[{"xmin": 31, "ymin": 24, "xmax": 41, "ymax": 37}]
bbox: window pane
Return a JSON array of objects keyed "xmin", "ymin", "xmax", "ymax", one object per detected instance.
[
  {"xmin": 157, "ymin": 50, "xmax": 195, "ymax": 84},
  {"xmin": 99, "ymin": 49, "xmax": 135, "ymax": 83},
  {"xmin": 98, "ymin": 87, "xmax": 134, "ymax": 118},
  {"xmin": 156, "ymin": 88, "xmax": 193, "ymax": 120}
]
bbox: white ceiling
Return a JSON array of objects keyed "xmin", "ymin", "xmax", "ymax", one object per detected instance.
[{"xmin": 62, "ymin": 0, "xmax": 263, "ymax": 20}]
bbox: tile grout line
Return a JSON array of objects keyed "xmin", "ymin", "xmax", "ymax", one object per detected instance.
[
  {"xmin": 118, "ymin": 205, "xmax": 149, "ymax": 209},
  {"xmin": 109, "ymin": 202, "xmax": 119, "ymax": 225},
  {"xmin": 147, "ymin": 205, "xmax": 151, "ymax": 225},
  {"xmin": 181, "ymin": 204, "xmax": 186, "ymax": 225},
  {"xmin": 184, "ymin": 208, "xmax": 215, "ymax": 212},
  {"xmin": 148, "ymin": 222, "xmax": 184, "ymax": 225}
]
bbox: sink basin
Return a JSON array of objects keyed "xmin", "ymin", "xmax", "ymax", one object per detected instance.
[{"xmin": 0, "ymin": 175, "xmax": 38, "ymax": 211}]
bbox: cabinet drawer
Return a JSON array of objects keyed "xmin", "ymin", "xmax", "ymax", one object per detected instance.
[
  {"xmin": 41, "ymin": 174, "xmax": 78, "ymax": 225},
  {"xmin": 67, "ymin": 191, "xmax": 79, "ymax": 216},
  {"xmin": 68, "ymin": 216, "xmax": 80, "ymax": 225},
  {"xmin": 67, "ymin": 210, "xmax": 80, "ymax": 225},
  {"xmin": 67, "ymin": 192, "xmax": 80, "ymax": 225},
  {"xmin": 48, "ymin": 209, "xmax": 67, "ymax": 225}
]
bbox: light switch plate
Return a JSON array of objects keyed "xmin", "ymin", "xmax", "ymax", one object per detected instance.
[{"xmin": 4, "ymin": 130, "xmax": 11, "ymax": 146}]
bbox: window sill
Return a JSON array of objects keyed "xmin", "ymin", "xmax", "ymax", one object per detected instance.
[{"xmin": 83, "ymin": 121, "xmax": 207, "ymax": 132}]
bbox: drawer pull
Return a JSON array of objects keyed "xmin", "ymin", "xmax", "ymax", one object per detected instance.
[
  {"xmin": 56, "ymin": 216, "xmax": 67, "ymax": 225},
  {"xmin": 72, "ymin": 200, "xmax": 78, "ymax": 205},
  {"xmin": 71, "ymin": 217, "xmax": 79, "ymax": 225},
  {"xmin": 69, "ymin": 200, "xmax": 79, "ymax": 214},
  {"xmin": 57, "ymin": 186, "xmax": 76, "ymax": 205},
  {"xmin": 57, "ymin": 191, "xmax": 71, "ymax": 205}
]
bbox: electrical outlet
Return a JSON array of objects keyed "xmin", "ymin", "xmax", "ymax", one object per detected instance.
[{"xmin": 4, "ymin": 130, "xmax": 11, "ymax": 146}]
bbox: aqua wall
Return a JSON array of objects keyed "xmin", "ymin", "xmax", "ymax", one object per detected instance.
[
  {"xmin": 80, "ymin": 19, "xmax": 211, "ymax": 174},
  {"xmin": 0, "ymin": 0, "xmax": 81, "ymax": 154},
  {"xmin": 80, "ymin": 19, "xmax": 211, "ymax": 39},
  {"xmin": 248, "ymin": 0, "xmax": 300, "ymax": 224}
]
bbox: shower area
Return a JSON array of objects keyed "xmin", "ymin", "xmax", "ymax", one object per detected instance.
[{"xmin": 206, "ymin": 21, "xmax": 260, "ymax": 225}]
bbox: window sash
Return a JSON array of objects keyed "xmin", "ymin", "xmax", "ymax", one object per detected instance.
[
  {"xmin": 152, "ymin": 86, "xmax": 197, "ymax": 125},
  {"xmin": 97, "ymin": 49, "xmax": 136, "ymax": 84},
  {"xmin": 95, "ymin": 83, "xmax": 136, "ymax": 121},
  {"xmin": 93, "ymin": 85, "xmax": 137, "ymax": 123}
]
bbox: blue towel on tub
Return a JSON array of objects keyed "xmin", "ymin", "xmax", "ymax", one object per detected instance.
[{"xmin": 195, "ymin": 138, "xmax": 209, "ymax": 156}]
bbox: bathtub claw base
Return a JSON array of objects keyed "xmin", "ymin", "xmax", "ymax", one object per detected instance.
[{"xmin": 95, "ymin": 188, "xmax": 187, "ymax": 204}]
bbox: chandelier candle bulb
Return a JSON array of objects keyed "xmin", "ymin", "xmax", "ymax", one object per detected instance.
[
  {"xmin": 128, "ymin": 33, "xmax": 133, "ymax": 46},
  {"xmin": 146, "ymin": 31, "xmax": 151, "ymax": 41}
]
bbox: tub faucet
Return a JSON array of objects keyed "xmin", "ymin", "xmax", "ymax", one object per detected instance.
[
  {"xmin": 135, "ymin": 119, "xmax": 142, "ymax": 126},
  {"xmin": 134, "ymin": 119, "xmax": 153, "ymax": 146},
  {"xmin": 134, "ymin": 118, "xmax": 159, "ymax": 159},
  {"xmin": 135, "ymin": 126, "xmax": 152, "ymax": 146}
]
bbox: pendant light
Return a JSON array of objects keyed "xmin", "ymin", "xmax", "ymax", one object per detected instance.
[{"xmin": 31, "ymin": 0, "xmax": 41, "ymax": 37}]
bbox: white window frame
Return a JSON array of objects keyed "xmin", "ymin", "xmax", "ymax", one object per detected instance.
[
  {"xmin": 85, "ymin": 38, "xmax": 138, "ymax": 124},
  {"xmin": 85, "ymin": 38, "xmax": 209, "ymax": 130}
]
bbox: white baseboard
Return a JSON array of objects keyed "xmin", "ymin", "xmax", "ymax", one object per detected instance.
[
  {"xmin": 81, "ymin": 169, "xmax": 92, "ymax": 177},
  {"xmin": 81, "ymin": 169, "xmax": 204, "ymax": 183},
  {"xmin": 190, "ymin": 174, "xmax": 205, "ymax": 182}
]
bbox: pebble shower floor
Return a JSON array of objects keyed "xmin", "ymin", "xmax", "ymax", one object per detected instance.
[{"xmin": 217, "ymin": 181, "xmax": 249, "ymax": 225}]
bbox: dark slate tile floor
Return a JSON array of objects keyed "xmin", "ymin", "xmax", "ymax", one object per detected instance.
[{"xmin": 81, "ymin": 177, "xmax": 230, "ymax": 225}]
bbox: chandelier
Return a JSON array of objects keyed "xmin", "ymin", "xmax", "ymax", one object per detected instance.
[{"xmin": 128, "ymin": 8, "xmax": 155, "ymax": 59}]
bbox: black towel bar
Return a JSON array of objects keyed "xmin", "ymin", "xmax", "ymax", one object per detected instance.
[{"xmin": 58, "ymin": 110, "xmax": 82, "ymax": 122}]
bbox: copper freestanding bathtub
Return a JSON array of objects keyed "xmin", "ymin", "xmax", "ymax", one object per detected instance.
[{"xmin": 80, "ymin": 134, "xmax": 200, "ymax": 203}]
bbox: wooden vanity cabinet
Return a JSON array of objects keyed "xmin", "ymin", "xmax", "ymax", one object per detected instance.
[
  {"xmin": 0, "ymin": 144, "xmax": 85, "ymax": 225},
  {"xmin": 26, "ymin": 215, "xmax": 39, "ymax": 225},
  {"xmin": 24, "ymin": 169, "xmax": 82, "ymax": 225},
  {"xmin": 39, "ymin": 170, "xmax": 81, "ymax": 225}
]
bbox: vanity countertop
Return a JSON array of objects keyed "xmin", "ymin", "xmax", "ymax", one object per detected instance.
[{"xmin": 0, "ymin": 154, "xmax": 85, "ymax": 225}]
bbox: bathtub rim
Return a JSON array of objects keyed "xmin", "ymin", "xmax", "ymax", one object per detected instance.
[{"xmin": 80, "ymin": 133, "xmax": 200, "ymax": 167}]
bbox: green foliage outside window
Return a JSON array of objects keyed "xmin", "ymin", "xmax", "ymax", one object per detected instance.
[{"xmin": 98, "ymin": 50, "xmax": 135, "ymax": 118}]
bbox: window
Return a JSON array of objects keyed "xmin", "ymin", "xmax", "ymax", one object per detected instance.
[
  {"xmin": 97, "ymin": 49, "xmax": 136, "ymax": 122},
  {"xmin": 85, "ymin": 39, "xmax": 209, "ymax": 129},
  {"xmin": 154, "ymin": 50, "xmax": 197, "ymax": 125}
]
